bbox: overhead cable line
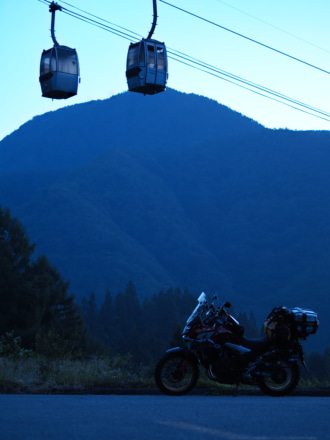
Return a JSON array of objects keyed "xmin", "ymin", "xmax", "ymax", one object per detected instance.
[
  {"xmin": 215, "ymin": 0, "xmax": 330, "ymax": 55},
  {"xmin": 57, "ymin": 0, "xmax": 143, "ymax": 39},
  {"xmin": 38, "ymin": 0, "xmax": 141, "ymax": 42},
  {"xmin": 167, "ymin": 50, "xmax": 330, "ymax": 122},
  {"xmin": 159, "ymin": 0, "xmax": 330, "ymax": 77},
  {"xmin": 37, "ymin": 0, "xmax": 330, "ymax": 123}
]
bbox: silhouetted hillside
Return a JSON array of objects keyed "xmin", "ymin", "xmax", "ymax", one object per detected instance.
[
  {"xmin": 0, "ymin": 89, "xmax": 329, "ymax": 351},
  {"xmin": 0, "ymin": 89, "xmax": 261, "ymax": 172}
]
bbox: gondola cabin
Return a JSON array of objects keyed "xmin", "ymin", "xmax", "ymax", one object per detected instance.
[
  {"xmin": 39, "ymin": 45, "xmax": 80, "ymax": 99},
  {"xmin": 126, "ymin": 39, "xmax": 168, "ymax": 95}
]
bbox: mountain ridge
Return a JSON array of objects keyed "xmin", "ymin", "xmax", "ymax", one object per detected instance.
[
  {"xmin": 0, "ymin": 89, "xmax": 329, "ymax": 351},
  {"xmin": 0, "ymin": 89, "xmax": 262, "ymax": 172}
]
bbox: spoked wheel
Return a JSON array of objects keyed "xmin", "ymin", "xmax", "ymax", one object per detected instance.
[
  {"xmin": 154, "ymin": 350, "xmax": 199, "ymax": 395},
  {"xmin": 257, "ymin": 360, "xmax": 300, "ymax": 396}
]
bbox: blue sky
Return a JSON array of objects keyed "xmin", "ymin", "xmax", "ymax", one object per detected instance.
[{"xmin": 1, "ymin": 0, "xmax": 330, "ymax": 141}]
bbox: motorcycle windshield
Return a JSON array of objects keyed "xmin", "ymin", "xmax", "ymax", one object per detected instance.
[{"xmin": 185, "ymin": 292, "xmax": 208, "ymax": 325}]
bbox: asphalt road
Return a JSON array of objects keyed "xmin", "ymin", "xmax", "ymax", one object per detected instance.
[{"xmin": 0, "ymin": 394, "xmax": 329, "ymax": 440}]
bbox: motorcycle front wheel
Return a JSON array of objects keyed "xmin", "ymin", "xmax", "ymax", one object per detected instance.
[
  {"xmin": 256, "ymin": 360, "xmax": 300, "ymax": 397},
  {"xmin": 154, "ymin": 350, "xmax": 199, "ymax": 396}
]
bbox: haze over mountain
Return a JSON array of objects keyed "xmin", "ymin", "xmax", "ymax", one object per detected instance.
[{"xmin": 1, "ymin": 89, "xmax": 329, "ymax": 351}]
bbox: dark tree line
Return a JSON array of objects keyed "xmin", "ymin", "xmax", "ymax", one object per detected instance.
[
  {"xmin": 0, "ymin": 207, "xmax": 86, "ymax": 351},
  {"xmin": 81, "ymin": 283, "xmax": 195, "ymax": 363},
  {"xmin": 1, "ymin": 206, "xmax": 329, "ymax": 383},
  {"xmin": 81, "ymin": 286, "xmax": 330, "ymax": 382},
  {"xmin": 81, "ymin": 282, "xmax": 261, "ymax": 363}
]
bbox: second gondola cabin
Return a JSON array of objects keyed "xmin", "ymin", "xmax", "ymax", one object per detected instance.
[
  {"xmin": 126, "ymin": 39, "xmax": 168, "ymax": 95},
  {"xmin": 39, "ymin": 45, "xmax": 80, "ymax": 99}
]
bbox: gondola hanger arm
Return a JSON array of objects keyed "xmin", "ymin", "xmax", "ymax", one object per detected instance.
[
  {"xmin": 147, "ymin": 0, "xmax": 158, "ymax": 39},
  {"xmin": 49, "ymin": 1, "xmax": 62, "ymax": 46}
]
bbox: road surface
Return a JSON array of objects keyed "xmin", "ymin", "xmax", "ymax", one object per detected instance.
[{"xmin": 0, "ymin": 394, "xmax": 329, "ymax": 440}]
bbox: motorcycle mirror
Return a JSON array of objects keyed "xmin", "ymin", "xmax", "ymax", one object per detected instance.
[{"xmin": 224, "ymin": 301, "xmax": 231, "ymax": 308}]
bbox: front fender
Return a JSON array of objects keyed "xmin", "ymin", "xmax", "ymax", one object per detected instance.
[
  {"xmin": 166, "ymin": 346, "xmax": 186, "ymax": 354},
  {"xmin": 166, "ymin": 346, "xmax": 199, "ymax": 364}
]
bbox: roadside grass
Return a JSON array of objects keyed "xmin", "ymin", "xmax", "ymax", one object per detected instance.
[
  {"xmin": 0, "ymin": 356, "xmax": 155, "ymax": 393},
  {"xmin": 0, "ymin": 356, "xmax": 245, "ymax": 394},
  {"xmin": 0, "ymin": 356, "xmax": 329, "ymax": 394}
]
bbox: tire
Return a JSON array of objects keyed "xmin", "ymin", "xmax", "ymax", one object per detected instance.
[
  {"xmin": 154, "ymin": 350, "xmax": 199, "ymax": 396},
  {"xmin": 257, "ymin": 360, "xmax": 300, "ymax": 397}
]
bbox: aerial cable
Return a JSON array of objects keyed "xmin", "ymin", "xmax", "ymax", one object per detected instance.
[
  {"xmin": 215, "ymin": 0, "xmax": 330, "ymax": 55},
  {"xmin": 167, "ymin": 48, "xmax": 330, "ymax": 119},
  {"xmin": 53, "ymin": 0, "xmax": 143, "ymax": 39},
  {"xmin": 37, "ymin": 0, "xmax": 330, "ymax": 123},
  {"xmin": 159, "ymin": 0, "xmax": 330, "ymax": 77},
  {"xmin": 167, "ymin": 50, "xmax": 330, "ymax": 121},
  {"xmin": 170, "ymin": 54, "xmax": 330, "ymax": 122},
  {"xmin": 38, "ymin": 0, "xmax": 141, "ymax": 42},
  {"xmin": 62, "ymin": 8, "xmax": 138, "ymax": 41}
]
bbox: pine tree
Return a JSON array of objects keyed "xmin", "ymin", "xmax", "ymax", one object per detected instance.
[
  {"xmin": 113, "ymin": 281, "xmax": 142, "ymax": 356},
  {"xmin": 0, "ymin": 207, "xmax": 85, "ymax": 348},
  {"xmin": 81, "ymin": 292, "xmax": 99, "ymax": 337},
  {"xmin": 98, "ymin": 290, "xmax": 114, "ymax": 346},
  {"xmin": 0, "ymin": 207, "xmax": 36, "ymax": 339}
]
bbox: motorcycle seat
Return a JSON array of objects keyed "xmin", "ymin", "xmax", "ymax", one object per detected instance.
[{"xmin": 241, "ymin": 336, "xmax": 270, "ymax": 353}]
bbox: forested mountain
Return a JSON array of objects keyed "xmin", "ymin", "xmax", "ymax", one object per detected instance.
[{"xmin": 0, "ymin": 89, "xmax": 329, "ymax": 351}]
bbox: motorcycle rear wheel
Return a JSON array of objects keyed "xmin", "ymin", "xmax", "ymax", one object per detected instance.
[
  {"xmin": 154, "ymin": 351, "xmax": 199, "ymax": 396},
  {"xmin": 256, "ymin": 360, "xmax": 300, "ymax": 396}
]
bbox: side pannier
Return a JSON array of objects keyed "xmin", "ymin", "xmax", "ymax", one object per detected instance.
[
  {"xmin": 264, "ymin": 306, "xmax": 319, "ymax": 343},
  {"xmin": 290, "ymin": 307, "xmax": 319, "ymax": 339},
  {"xmin": 263, "ymin": 307, "xmax": 292, "ymax": 344}
]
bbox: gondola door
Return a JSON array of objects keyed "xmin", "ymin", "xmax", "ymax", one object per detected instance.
[
  {"xmin": 145, "ymin": 43, "xmax": 156, "ymax": 87},
  {"xmin": 154, "ymin": 44, "xmax": 167, "ymax": 90}
]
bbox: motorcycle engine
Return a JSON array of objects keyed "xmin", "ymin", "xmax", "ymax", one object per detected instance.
[{"xmin": 208, "ymin": 350, "xmax": 242, "ymax": 384}]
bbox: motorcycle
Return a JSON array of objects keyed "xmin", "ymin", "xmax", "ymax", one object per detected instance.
[{"xmin": 154, "ymin": 293, "xmax": 319, "ymax": 396}]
